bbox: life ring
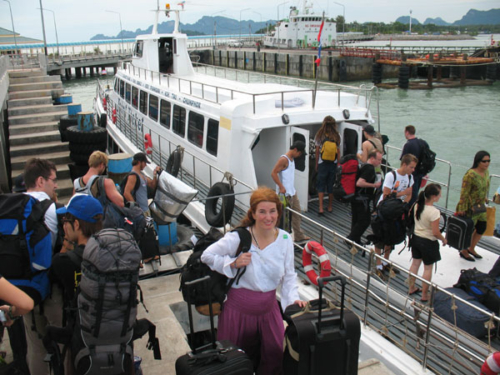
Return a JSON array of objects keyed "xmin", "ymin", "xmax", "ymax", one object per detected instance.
[
  {"xmin": 166, "ymin": 149, "xmax": 181, "ymax": 177},
  {"xmin": 302, "ymin": 241, "xmax": 331, "ymax": 286},
  {"xmin": 205, "ymin": 182, "xmax": 235, "ymax": 227},
  {"xmin": 144, "ymin": 134, "xmax": 153, "ymax": 155}
]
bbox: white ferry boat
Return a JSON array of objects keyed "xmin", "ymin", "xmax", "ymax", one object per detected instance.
[
  {"xmin": 93, "ymin": 4, "xmax": 500, "ymax": 374},
  {"xmin": 263, "ymin": 1, "xmax": 337, "ymax": 49}
]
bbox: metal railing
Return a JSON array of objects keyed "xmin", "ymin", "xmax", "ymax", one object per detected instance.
[
  {"xmin": 121, "ymin": 61, "xmax": 379, "ymax": 117},
  {"xmin": 288, "ymin": 206, "xmax": 499, "ymax": 374}
]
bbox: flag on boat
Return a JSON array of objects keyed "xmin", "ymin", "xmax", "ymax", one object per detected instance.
[
  {"xmin": 315, "ymin": 17, "xmax": 325, "ymax": 66},
  {"xmin": 178, "ymin": 1, "xmax": 185, "ymax": 9}
]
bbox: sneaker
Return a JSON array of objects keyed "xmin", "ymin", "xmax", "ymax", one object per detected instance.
[
  {"xmin": 375, "ymin": 268, "xmax": 387, "ymax": 281},
  {"xmin": 384, "ymin": 264, "xmax": 400, "ymax": 275}
]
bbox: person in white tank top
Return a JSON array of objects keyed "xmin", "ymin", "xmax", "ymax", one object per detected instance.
[{"xmin": 271, "ymin": 141, "xmax": 310, "ymax": 243}]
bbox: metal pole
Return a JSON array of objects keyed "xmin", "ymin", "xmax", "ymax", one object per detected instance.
[
  {"xmin": 3, "ymin": 0, "xmax": 18, "ymax": 56},
  {"xmin": 334, "ymin": 2, "xmax": 345, "ymax": 46},
  {"xmin": 106, "ymin": 10, "xmax": 124, "ymax": 54},
  {"xmin": 240, "ymin": 8, "xmax": 250, "ymax": 48},
  {"xmin": 38, "ymin": 8, "xmax": 59, "ymax": 58},
  {"xmin": 38, "ymin": 0, "xmax": 48, "ymax": 55},
  {"xmin": 277, "ymin": 1, "xmax": 289, "ymax": 52}
]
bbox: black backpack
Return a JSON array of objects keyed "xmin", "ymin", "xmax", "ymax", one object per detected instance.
[
  {"xmin": 119, "ymin": 171, "xmax": 141, "ymax": 202},
  {"xmin": 0, "ymin": 193, "xmax": 53, "ymax": 303},
  {"xmin": 416, "ymin": 139, "xmax": 436, "ymax": 175},
  {"xmin": 180, "ymin": 227, "xmax": 252, "ymax": 316}
]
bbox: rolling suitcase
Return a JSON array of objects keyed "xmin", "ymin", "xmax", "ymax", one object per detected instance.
[
  {"xmin": 175, "ymin": 276, "xmax": 254, "ymax": 375},
  {"xmin": 283, "ymin": 276, "xmax": 361, "ymax": 375},
  {"xmin": 446, "ymin": 215, "xmax": 474, "ymax": 250}
]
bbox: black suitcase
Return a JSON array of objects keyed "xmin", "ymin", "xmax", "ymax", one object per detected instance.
[
  {"xmin": 283, "ymin": 276, "xmax": 361, "ymax": 375},
  {"xmin": 446, "ymin": 215, "xmax": 474, "ymax": 250},
  {"xmin": 175, "ymin": 276, "xmax": 254, "ymax": 375}
]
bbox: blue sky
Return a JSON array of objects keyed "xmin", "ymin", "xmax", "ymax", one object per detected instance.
[{"xmin": 0, "ymin": 0, "xmax": 498, "ymax": 43}]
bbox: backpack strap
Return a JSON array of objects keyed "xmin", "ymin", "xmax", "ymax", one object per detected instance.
[
  {"xmin": 95, "ymin": 176, "xmax": 108, "ymax": 207},
  {"xmin": 122, "ymin": 172, "xmax": 141, "ymax": 201},
  {"xmin": 227, "ymin": 228, "xmax": 252, "ymax": 288}
]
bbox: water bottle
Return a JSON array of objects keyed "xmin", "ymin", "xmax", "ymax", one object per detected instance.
[{"xmin": 134, "ymin": 356, "xmax": 143, "ymax": 375}]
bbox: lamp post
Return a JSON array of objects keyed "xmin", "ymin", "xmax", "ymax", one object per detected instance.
[
  {"xmin": 106, "ymin": 10, "xmax": 124, "ymax": 54},
  {"xmin": 277, "ymin": 1, "xmax": 288, "ymax": 51},
  {"xmin": 334, "ymin": 2, "xmax": 345, "ymax": 45},
  {"xmin": 409, "ymin": 9, "xmax": 412, "ymax": 34},
  {"xmin": 3, "ymin": 0, "xmax": 18, "ymax": 56},
  {"xmin": 38, "ymin": 7, "xmax": 59, "ymax": 58},
  {"xmin": 38, "ymin": 0, "xmax": 48, "ymax": 55},
  {"xmin": 211, "ymin": 10, "xmax": 225, "ymax": 49},
  {"xmin": 239, "ymin": 8, "xmax": 250, "ymax": 48}
]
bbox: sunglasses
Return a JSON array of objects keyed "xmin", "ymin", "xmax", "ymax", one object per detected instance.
[{"xmin": 480, "ymin": 159, "xmax": 491, "ymax": 163}]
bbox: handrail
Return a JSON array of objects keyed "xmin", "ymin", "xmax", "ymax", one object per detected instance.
[
  {"xmin": 122, "ymin": 61, "xmax": 379, "ymax": 117},
  {"xmin": 288, "ymin": 205, "xmax": 499, "ymax": 373}
]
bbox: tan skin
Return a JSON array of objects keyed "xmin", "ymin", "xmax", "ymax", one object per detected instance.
[
  {"xmin": 408, "ymin": 190, "xmax": 447, "ymax": 301},
  {"xmin": 271, "ymin": 148, "xmax": 303, "ymax": 195},
  {"xmin": 375, "ymin": 161, "xmax": 417, "ymax": 267},
  {"xmin": 123, "ymin": 162, "xmax": 161, "ymax": 203},
  {"xmin": 72, "ymin": 162, "xmax": 124, "ymax": 207},
  {"xmin": 0, "ymin": 278, "xmax": 34, "ymax": 327},
  {"xmin": 456, "ymin": 157, "xmax": 490, "ymax": 258},
  {"xmin": 357, "ymin": 131, "xmax": 380, "ymax": 163},
  {"xmin": 230, "ymin": 201, "xmax": 307, "ymax": 308}
]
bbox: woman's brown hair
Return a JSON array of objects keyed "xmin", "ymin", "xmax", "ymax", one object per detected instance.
[{"xmin": 239, "ymin": 186, "xmax": 283, "ymax": 228}]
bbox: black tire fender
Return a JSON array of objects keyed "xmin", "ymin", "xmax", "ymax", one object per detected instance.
[
  {"xmin": 68, "ymin": 142, "xmax": 106, "ymax": 154},
  {"xmin": 205, "ymin": 182, "xmax": 235, "ymax": 227},
  {"xmin": 66, "ymin": 125, "xmax": 107, "ymax": 144},
  {"xmin": 166, "ymin": 149, "xmax": 181, "ymax": 177}
]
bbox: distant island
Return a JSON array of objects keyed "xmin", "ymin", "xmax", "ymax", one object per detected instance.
[{"xmin": 90, "ymin": 8, "xmax": 500, "ymax": 41}]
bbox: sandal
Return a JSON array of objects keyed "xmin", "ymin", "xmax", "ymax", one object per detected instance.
[{"xmin": 409, "ymin": 287, "xmax": 422, "ymax": 296}]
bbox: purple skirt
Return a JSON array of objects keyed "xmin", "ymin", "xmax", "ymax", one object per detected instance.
[{"xmin": 217, "ymin": 288, "xmax": 284, "ymax": 375}]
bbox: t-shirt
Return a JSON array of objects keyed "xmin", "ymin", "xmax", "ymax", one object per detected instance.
[
  {"xmin": 356, "ymin": 164, "xmax": 377, "ymax": 198},
  {"xmin": 414, "ymin": 205, "xmax": 441, "ymax": 241},
  {"xmin": 378, "ymin": 170, "xmax": 414, "ymax": 205},
  {"xmin": 401, "ymin": 138, "xmax": 421, "ymax": 160}
]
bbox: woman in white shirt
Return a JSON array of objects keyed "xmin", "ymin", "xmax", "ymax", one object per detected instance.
[
  {"xmin": 408, "ymin": 183, "xmax": 447, "ymax": 302},
  {"xmin": 201, "ymin": 187, "xmax": 306, "ymax": 374}
]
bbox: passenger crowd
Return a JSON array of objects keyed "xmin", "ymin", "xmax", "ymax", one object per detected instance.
[{"xmin": 0, "ymin": 118, "xmax": 498, "ymax": 375}]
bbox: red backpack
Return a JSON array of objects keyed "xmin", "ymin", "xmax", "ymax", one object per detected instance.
[{"xmin": 332, "ymin": 155, "xmax": 359, "ymax": 202}]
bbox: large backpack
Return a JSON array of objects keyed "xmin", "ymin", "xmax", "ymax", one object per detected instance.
[
  {"xmin": 180, "ymin": 227, "xmax": 252, "ymax": 316},
  {"xmin": 119, "ymin": 171, "xmax": 141, "ymax": 201},
  {"xmin": 0, "ymin": 193, "xmax": 53, "ymax": 302},
  {"xmin": 416, "ymin": 139, "xmax": 436, "ymax": 175},
  {"xmin": 73, "ymin": 228, "xmax": 142, "ymax": 375},
  {"xmin": 93, "ymin": 176, "xmax": 146, "ymax": 242},
  {"xmin": 320, "ymin": 138, "xmax": 338, "ymax": 162},
  {"xmin": 332, "ymin": 154, "xmax": 359, "ymax": 203}
]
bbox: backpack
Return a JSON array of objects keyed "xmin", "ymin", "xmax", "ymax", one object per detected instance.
[
  {"xmin": 332, "ymin": 154, "xmax": 359, "ymax": 203},
  {"xmin": 94, "ymin": 176, "xmax": 146, "ymax": 242},
  {"xmin": 370, "ymin": 195, "xmax": 408, "ymax": 246},
  {"xmin": 73, "ymin": 228, "xmax": 142, "ymax": 374},
  {"xmin": 416, "ymin": 139, "xmax": 436, "ymax": 175},
  {"xmin": 119, "ymin": 171, "xmax": 141, "ymax": 201},
  {"xmin": 0, "ymin": 193, "xmax": 53, "ymax": 302},
  {"xmin": 180, "ymin": 227, "xmax": 252, "ymax": 316},
  {"xmin": 320, "ymin": 138, "xmax": 338, "ymax": 162}
]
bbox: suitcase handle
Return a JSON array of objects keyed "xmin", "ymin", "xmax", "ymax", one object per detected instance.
[
  {"xmin": 184, "ymin": 275, "xmax": 217, "ymax": 353},
  {"xmin": 317, "ymin": 276, "xmax": 346, "ymax": 334}
]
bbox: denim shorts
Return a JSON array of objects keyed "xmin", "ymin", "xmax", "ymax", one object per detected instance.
[{"xmin": 316, "ymin": 161, "xmax": 337, "ymax": 194}]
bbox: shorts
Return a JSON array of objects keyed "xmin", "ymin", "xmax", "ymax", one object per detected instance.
[
  {"xmin": 374, "ymin": 240, "xmax": 394, "ymax": 251},
  {"xmin": 411, "ymin": 235, "xmax": 441, "ymax": 265},
  {"xmin": 316, "ymin": 161, "xmax": 337, "ymax": 194},
  {"xmin": 475, "ymin": 220, "xmax": 487, "ymax": 235}
]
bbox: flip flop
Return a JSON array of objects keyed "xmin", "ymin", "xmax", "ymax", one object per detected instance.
[
  {"xmin": 409, "ymin": 287, "xmax": 422, "ymax": 296},
  {"xmin": 420, "ymin": 298, "xmax": 429, "ymax": 303}
]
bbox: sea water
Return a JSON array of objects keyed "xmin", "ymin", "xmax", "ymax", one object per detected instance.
[{"xmin": 62, "ymin": 63, "xmax": 500, "ymax": 217}]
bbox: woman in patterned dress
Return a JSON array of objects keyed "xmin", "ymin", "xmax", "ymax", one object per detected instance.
[{"xmin": 455, "ymin": 150, "xmax": 491, "ymax": 261}]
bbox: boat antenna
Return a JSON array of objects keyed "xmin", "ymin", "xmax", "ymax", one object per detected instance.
[
  {"xmin": 312, "ymin": 11, "xmax": 325, "ymax": 109},
  {"xmin": 152, "ymin": 2, "xmax": 183, "ymax": 34}
]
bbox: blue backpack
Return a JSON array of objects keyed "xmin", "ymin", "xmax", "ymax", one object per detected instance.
[{"xmin": 0, "ymin": 193, "xmax": 53, "ymax": 302}]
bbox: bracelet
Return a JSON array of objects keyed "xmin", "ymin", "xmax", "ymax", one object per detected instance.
[{"xmin": 7, "ymin": 306, "xmax": 19, "ymax": 321}]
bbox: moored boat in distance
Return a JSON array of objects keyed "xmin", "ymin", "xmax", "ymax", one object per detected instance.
[
  {"xmin": 263, "ymin": 0, "xmax": 337, "ymax": 49},
  {"xmin": 94, "ymin": 3, "xmax": 500, "ymax": 374}
]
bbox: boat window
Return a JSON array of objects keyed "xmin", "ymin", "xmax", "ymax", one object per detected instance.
[
  {"xmin": 343, "ymin": 128, "xmax": 358, "ymax": 156},
  {"xmin": 139, "ymin": 91, "xmax": 148, "ymax": 115},
  {"xmin": 187, "ymin": 111, "xmax": 204, "ymax": 148},
  {"xmin": 132, "ymin": 86, "xmax": 138, "ymax": 109},
  {"xmin": 114, "ymin": 78, "xmax": 119, "ymax": 92},
  {"xmin": 149, "ymin": 95, "xmax": 159, "ymax": 121},
  {"xmin": 207, "ymin": 119, "xmax": 219, "ymax": 157},
  {"xmin": 125, "ymin": 83, "xmax": 131, "ymax": 104},
  {"xmin": 119, "ymin": 80, "xmax": 125, "ymax": 99},
  {"xmin": 135, "ymin": 41, "xmax": 143, "ymax": 58},
  {"xmin": 173, "ymin": 39, "xmax": 177, "ymax": 54},
  {"xmin": 172, "ymin": 105, "xmax": 186, "ymax": 137},
  {"xmin": 160, "ymin": 99, "xmax": 171, "ymax": 129}
]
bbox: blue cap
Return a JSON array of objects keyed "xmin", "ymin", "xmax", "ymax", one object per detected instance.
[{"xmin": 56, "ymin": 195, "xmax": 103, "ymax": 223}]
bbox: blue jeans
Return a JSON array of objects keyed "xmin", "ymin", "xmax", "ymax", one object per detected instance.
[{"xmin": 316, "ymin": 161, "xmax": 337, "ymax": 194}]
